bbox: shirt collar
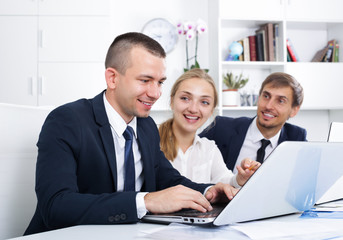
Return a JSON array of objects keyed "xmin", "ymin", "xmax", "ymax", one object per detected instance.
[
  {"xmin": 249, "ymin": 117, "xmax": 280, "ymax": 148},
  {"xmin": 103, "ymin": 92, "xmax": 137, "ymax": 139}
]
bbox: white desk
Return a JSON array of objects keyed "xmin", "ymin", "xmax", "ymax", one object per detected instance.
[{"xmin": 8, "ymin": 211, "xmax": 343, "ymax": 240}]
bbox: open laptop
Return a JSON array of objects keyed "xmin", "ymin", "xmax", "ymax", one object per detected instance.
[
  {"xmin": 142, "ymin": 141, "xmax": 343, "ymax": 226},
  {"xmin": 316, "ymin": 122, "xmax": 343, "ymax": 204}
]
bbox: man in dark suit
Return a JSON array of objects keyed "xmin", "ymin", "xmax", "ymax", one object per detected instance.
[
  {"xmin": 24, "ymin": 32, "xmax": 237, "ymax": 235},
  {"xmin": 200, "ymin": 72, "xmax": 307, "ymax": 172}
]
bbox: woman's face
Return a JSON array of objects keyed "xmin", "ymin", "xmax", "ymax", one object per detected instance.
[{"xmin": 171, "ymin": 77, "xmax": 215, "ymax": 135}]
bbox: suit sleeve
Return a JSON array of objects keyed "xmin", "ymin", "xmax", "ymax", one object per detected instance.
[{"xmin": 35, "ymin": 106, "xmax": 138, "ymax": 231}]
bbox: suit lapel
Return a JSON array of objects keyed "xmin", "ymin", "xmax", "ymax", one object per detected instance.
[
  {"xmin": 136, "ymin": 120, "xmax": 155, "ymax": 192},
  {"xmin": 92, "ymin": 91, "xmax": 118, "ymax": 189},
  {"xmin": 278, "ymin": 125, "xmax": 287, "ymax": 144},
  {"xmin": 227, "ymin": 118, "xmax": 254, "ymax": 170}
]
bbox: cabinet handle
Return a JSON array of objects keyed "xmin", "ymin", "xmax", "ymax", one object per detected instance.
[
  {"xmin": 29, "ymin": 77, "xmax": 37, "ymax": 96},
  {"xmin": 39, "ymin": 76, "xmax": 45, "ymax": 95},
  {"xmin": 39, "ymin": 30, "xmax": 44, "ymax": 48}
]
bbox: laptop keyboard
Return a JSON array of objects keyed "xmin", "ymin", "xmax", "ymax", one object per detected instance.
[{"xmin": 175, "ymin": 204, "xmax": 225, "ymax": 218}]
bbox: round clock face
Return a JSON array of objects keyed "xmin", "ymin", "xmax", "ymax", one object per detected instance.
[{"xmin": 142, "ymin": 18, "xmax": 178, "ymax": 53}]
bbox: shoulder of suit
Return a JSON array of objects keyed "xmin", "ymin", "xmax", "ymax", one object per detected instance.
[
  {"xmin": 283, "ymin": 122, "xmax": 306, "ymax": 138},
  {"xmin": 215, "ymin": 115, "xmax": 252, "ymax": 125}
]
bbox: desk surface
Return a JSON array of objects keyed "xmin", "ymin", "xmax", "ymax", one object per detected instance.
[{"xmin": 9, "ymin": 200, "xmax": 343, "ymax": 240}]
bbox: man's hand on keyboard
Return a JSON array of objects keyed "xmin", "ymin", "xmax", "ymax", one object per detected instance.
[{"xmin": 205, "ymin": 182, "xmax": 238, "ymax": 204}]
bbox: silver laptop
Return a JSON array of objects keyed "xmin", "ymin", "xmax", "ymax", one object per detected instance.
[
  {"xmin": 142, "ymin": 141, "xmax": 343, "ymax": 226},
  {"xmin": 316, "ymin": 122, "xmax": 343, "ymax": 204}
]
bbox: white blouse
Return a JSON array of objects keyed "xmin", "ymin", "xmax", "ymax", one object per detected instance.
[{"xmin": 170, "ymin": 135, "xmax": 240, "ymax": 188}]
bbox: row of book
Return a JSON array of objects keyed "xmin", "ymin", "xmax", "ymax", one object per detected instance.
[
  {"xmin": 311, "ymin": 39, "xmax": 339, "ymax": 62},
  {"xmin": 232, "ymin": 22, "xmax": 279, "ymax": 62}
]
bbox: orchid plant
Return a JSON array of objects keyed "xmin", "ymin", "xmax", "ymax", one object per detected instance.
[{"xmin": 176, "ymin": 19, "xmax": 209, "ymax": 72}]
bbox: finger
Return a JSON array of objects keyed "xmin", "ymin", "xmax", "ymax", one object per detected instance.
[
  {"xmin": 184, "ymin": 188, "xmax": 213, "ymax": 212},
  {"xmin": 223, "ymin": 185, "xmax": 237, "ymax": 200}
]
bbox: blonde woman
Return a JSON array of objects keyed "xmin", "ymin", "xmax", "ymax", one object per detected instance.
[{"xmin": 159, "ymin": 69, "xmax": 259, "ymax": 188}]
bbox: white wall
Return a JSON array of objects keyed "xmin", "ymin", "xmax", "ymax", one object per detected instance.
[{"xmin": 108, "ymin": 0, "xmax": 210, "ymax": 111}]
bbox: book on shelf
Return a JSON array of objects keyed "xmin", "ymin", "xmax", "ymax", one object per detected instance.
[
  {"xmin": 334, "ymin": 43, "xmax": 339, "ymax": 62},
  {"xmin": 327, "ymin": 39, "xmax": 336, "ymax": 62},
  {"xmin": 238, "ymin": 39, "xmax": 244, "ymax": 61},
  {"xmin": 311, "ymin": 46, "xmax": 329, "ymax": 62},
  {"xmin": 274, "ymin": 23, "xmax": 279, "ymax": 61},
  {"xmin": 248, "ymin": 35, "xmax": 257, "ymax": 61},
  {"xmin": 242, "ymin": 37, "xmax": 250, "ymax": 61},
  {"xmin": 265, "ymin": 23, "xmax": 275, "ymax": 61},
  {"xmin": 287, "ymin": 50, "xmax": 291, "ymax": 62},
  {"xmin": 286, "ymin": 38, "xmax": 299, "ymax": 62},
  {"xmin": 255, "ymin": 31, "xmax": 265, "ymax": 61}
]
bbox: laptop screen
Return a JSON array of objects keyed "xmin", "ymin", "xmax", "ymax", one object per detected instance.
[{"xmin": 327, "ymin": 122, "xmax": 343, "ymax": 142}]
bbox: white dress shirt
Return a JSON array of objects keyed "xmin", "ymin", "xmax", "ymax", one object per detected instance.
[
  {"xmin": 103, "ymin": 94, "xmax": 147, "ymax": 218},
  {"xmin": 170, "ymin": 135, "xmax": 240, "ymax": 188},
  {"xmin": 233, "ymin": 118, "xmax": 280, "ymax": 174}
]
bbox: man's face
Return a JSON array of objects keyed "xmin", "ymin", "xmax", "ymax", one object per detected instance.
[
  {"xmin": 256, "ymin": 83, "xmax": 299, "ymax": 134},
  {"xmin": 112, "ymin": 47, "xmax": 166, "ymax": 123}
]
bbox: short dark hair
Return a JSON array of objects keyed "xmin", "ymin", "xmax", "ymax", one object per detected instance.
[
  {"xmin": 259, "ymin": 72, "xmax": 304, "ymax": 107},
  {"xmin": 105, "ymin": 32, "xmax": 166, "ymax": 74}
]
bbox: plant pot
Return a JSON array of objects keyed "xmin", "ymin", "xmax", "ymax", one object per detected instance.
[{"xmin": 222, "ymin": 89, "xmax": 240, "ymax": 107}]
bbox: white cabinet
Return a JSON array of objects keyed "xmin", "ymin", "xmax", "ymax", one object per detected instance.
[
  {"xmin": 285, "ymin": 0, "xmax": 343, "ymax": 21},
  {"xmin": 0, "ymin": 0, "xmax": 37, "ymax": 15},
  {"xmin": 38, "ymin": 17, "xmax": 110, "ymax": 62},
  {"xmin": 211, "ymin": 0, "xmax": 343, "ymax": 115},
  {"xmin": 0, "ymin": 0, "xmax": 110, "ymax": 106},
  {"xmin": 0, "ymin": 16, "xmax": 38, "ymax": 105},
  {"xmin": 218, "ymin": 0, "xmax": 284, "ymax": 20},
  {"xmin": 38, "ymin": 63, "xmax": 106, "ymax": 106}
]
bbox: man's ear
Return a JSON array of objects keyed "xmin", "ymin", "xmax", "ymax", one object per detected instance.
[
  {"xmin": 105, "ymin": 67, "xmax": 118, "ymax": 89},
  {"xmin": 290, "ymin": 105, "xmax": 300, "ymax": 118}
]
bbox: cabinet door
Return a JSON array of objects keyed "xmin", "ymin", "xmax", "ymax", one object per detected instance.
[
  {"xmin": 219, "ymin": 0, "xmax": 284, "ymax": 20},
  {"xmin": 38, "ymin": 0, "xmax": 109, "ymax": 15},
  {"xmin": 286, "ymin": 63, "xmax": 343, "ymax": 109},
  {"xmin": 38, "ymin": 16, "xmax": 111, "ymax": 62},
  {"xmin": 0, "ymin": 0, "xmax": 37, "ymax": 15},
  {"xmin": 0, "ymin": 16, "xmax": 38, "ymax": 106},
  {"xmin": 38, "ymin": 63, "xmax": 106, "ymax": 106},
  {"xmin": 285, "ymin": 0, "xmax": 343, "ymax": 21}
]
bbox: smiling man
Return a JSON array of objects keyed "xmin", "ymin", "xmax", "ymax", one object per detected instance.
[
  {"xmin": 24, "ymin": 32, "xmax": 238, "ymax": 236},
  {"xmin": 200, "ymin": 72, "xmax": 307, "ymax": 172}
]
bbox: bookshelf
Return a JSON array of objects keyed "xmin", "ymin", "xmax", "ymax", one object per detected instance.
[{"xmin": 210, "ymin": 0, "xmax": 343, "ymax": 116}]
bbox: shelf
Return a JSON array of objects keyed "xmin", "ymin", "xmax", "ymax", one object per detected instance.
[{"xmin": 221, "ymin": 61, "xmax": 284, "ymax": 69}]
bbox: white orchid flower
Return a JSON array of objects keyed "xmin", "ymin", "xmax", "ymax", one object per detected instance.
[
  {"xmin": 183, "ymin": 21, "xmax": 196, "ymax": 32},
  {"xmin": 196, "ymin": 19, "xmax": 208, "ymax": 35},
  {"xmin": 186, "ymin": 29, "xmax": 196, "ymax": 41}
]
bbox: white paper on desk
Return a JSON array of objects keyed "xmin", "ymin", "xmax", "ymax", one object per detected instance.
[
  {"xmin": 139, "ymin": 223, "xmax": 247, "ymax": 240},
  {"xmin": 231, "ymin": 218, "xmax": 343, "ymax": 240}
]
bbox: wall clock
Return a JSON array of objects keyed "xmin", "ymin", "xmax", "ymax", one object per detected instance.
[{"xmin": 142, "ymin": 18, "xmax": 178, "ymax": 53}]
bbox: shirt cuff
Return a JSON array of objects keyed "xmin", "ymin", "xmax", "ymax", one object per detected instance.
[
  {"xmin": 203, "ymin": 185, "xmax": 214, "ymax": 196},
  {"xmin": 136, "ymin": 192, "xmax": 148, "ymax": 219},
  {"xmin": 231, "ymin": 175, "xmax": 242, "ymax": 189}
]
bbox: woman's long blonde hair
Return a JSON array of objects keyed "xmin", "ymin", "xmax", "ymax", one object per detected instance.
[{"xmin": 159, "ymin": 68, "xmax": 218, "ymax": 161}]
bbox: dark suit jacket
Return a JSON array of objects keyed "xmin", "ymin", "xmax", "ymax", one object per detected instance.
[
  {"xmin": 199, "ymin": 116, "xmax": 307, "ymax": 171},
  {"xmin": 25, "ymin": 91, "xmax": 209, "ymax": 235}
]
